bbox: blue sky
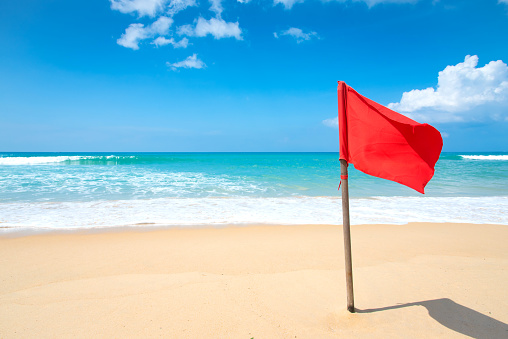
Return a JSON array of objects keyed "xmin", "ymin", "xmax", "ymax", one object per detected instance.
[{"xmin": 1, "ymin": 0, "xmax": 507, "ymax": 152}]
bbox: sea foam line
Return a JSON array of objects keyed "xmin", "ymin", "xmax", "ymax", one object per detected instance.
[
  {"xmin": 0, "ymin": 155, "xmax": 135, "ymax": 165},
  {"xmin": 1, "ymin": 196, "xmax": 507, "ymax": 231},
  {"xmin": 460, "ymin": 155, "xmax": 508, "ymax": 160}
]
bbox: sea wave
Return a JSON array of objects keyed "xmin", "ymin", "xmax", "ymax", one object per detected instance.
[
  {"xmin": 460, "ymin": 155, "xmax": 508, "ymax": 161},
  {"xmin": 0, "ymin": 155, "xmax": 135, "ymax": 165},
  {"xmin": 1, "ymin": 196, "xmax": 506, "ymax": 231},
  {"xmin": 0, "ymin": 169, "xmax": 270, "ymax": 201}
]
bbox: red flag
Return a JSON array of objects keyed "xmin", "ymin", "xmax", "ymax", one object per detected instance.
[{"xmin": 338, "ymin": 81, "xmax": 443, "ymax": 194}]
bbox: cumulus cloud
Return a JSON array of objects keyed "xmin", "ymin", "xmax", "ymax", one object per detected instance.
[
  {"xmin": 274, "ymin": 0, "xmax": 304, "ymax": 9},
  {"xmin": 152, "ymin": 36, "xmax": 172, "ymax": 46},
  {"xmin": 178, "ymin": 17, "xmax": 242, "ymax": 40},
  {"xmin": 167, "ymin": 54, "xmax": 206, "ymax": 70},
  {"xmin": 209, "ymin": 0, "xmax": 224, "ymax": 16},
  {"xmin": 388, "ymin": 55, "xmax": 508, "ymax": 122},
  {"xmin": 177, "ymin": 24, "xmax": 194, "ymax": 36},
  {"xmin": 166, "ymin": 0, "xmax": 197, "ymax": 16},
  {"xmin": 323, "ymin": 55, "xmax": 508, "ymax": 127},
  {"xmin": 499, "ymin": 0, "xmax": 508, "ymax": 4},
  {"xmin": 152, "ymin": 36, "xmax": 189, "ymax": 48},
  {"xmin": 359, "ymin": 0, "xmax": 419, "ymax": 7},
  {"xmin": 110, "ymin": 0, "xmax": 168, "ymax": 17},
  {"xmin": 117, "ymin": 16, "xmax": 173, "ymax": 49},
  {"xmin": 117, "ymin": 24, "xmax": 149, "ymax": 49},
  {"xmin": 172, "ymin": 37, "xmax": 189, "ymax": 48},
  {"xmin": 195, "ymin": 17, "xmax": 241, "ymax": 39},
  {"xmin": 275, "ymin": 27, "xmax": 318, "ymax": 43},
  {"xmin": 322, "ymin": 117, "xmax": 338, "ymax": 128},
  {"xmin": 274, "ymin": 0, "xmax": 418, "ymax": 10},
  {"xmin": 111, "ymin": 0, "xmax": 195, "ymax": 17},
  {"xmin": 149, "ymin": 16, "xmax": 173, "ymax": 34}
]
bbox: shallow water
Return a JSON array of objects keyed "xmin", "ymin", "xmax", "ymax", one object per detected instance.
[{"xmin": 1, "ymin": 152, "xmax": 507, "ymax": 230}]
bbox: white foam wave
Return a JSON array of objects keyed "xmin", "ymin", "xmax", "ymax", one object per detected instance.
[
  {"xmin": 0, "ymin": 156, "xmax": 86, "ymax": 165},
  {"xmin": 1, "ymin": 196, "xmax": 507, "ymax": 231},
  {"xmin": 460, "ymin": 155, "xmax": 508, "ymax": 160},
  {"xmin": 0, "ymin": 155, "xmax": 135, "ymax": 165}
]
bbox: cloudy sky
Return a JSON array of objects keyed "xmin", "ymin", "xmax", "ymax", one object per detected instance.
[{"xmin": 1, "ymin": 0, "xmax": 507, "ymax": 151}]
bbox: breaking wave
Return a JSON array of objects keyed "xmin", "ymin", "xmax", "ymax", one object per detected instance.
[
  {"xmin": 460, "ymin": 155, "xmax": 508, "ymax": 161},
  {"xmin": 0, "ymin": 155, "xmax": 136, "ymax": 165},
  {"xmin": 1, "ymin": 196, "xmax": 507, "ymax": 231}
]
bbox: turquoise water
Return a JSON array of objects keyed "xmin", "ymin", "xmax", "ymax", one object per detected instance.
[{"xmin": 0, "ymin": 152, "xmax": 507, "ymax": 230}]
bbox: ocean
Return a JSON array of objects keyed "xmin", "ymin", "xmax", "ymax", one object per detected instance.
[{"xmin": 0, "ymin": 152, "xmax": 507, "ymax": 232}]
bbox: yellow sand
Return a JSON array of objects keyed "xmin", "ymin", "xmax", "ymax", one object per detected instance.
[{"xmin": 1, "ymin": 223, "xmax": 507, "ymax": 338}]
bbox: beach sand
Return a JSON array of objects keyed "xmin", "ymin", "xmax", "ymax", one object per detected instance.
[{"xmin": 1, "ymin": 223, "xmax": 507, "ymax": 338}]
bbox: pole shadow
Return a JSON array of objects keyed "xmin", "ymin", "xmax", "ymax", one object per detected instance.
[{"xmin": 356, "ymin": 298, "xmax": 508, "ymax": 339}]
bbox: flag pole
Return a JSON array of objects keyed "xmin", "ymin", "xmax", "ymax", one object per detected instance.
[{"xmin": 340, "ymin": 159, "xmax": 355, "ymax": 313}]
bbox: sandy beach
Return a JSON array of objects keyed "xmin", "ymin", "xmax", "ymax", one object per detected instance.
[{"xmin": 1, "ymin": 222, "xmax": 507, "ymax": 338}]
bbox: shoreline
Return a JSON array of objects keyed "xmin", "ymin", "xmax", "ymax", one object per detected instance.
[
  {"xmin": 3, "ymin": 196, "xmax": 508, "ymax": 230},
  {"xmin": 1, "ymin": 221, "xmax": 507, "ymax": 238},
  {"xmin": 1, "ymin": 222, "xmax": 507, "ymax": 337}
]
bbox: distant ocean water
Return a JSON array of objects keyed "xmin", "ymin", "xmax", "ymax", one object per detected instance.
[{"xmin": 1, "ymin": 152, "xmax": 507, "ymax": 232}]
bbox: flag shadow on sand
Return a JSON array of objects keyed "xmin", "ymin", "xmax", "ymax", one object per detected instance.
[{"xmin": 357, "ymin": 298, "xmax": 508, "ymax": 338}]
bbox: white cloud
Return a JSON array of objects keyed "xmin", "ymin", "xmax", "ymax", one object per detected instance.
[
  {"xmin": 195, "ymin": 17, "xmax": 241, "ymax": 39},
  {"xmin": 322, "ymin": 117, "xmax": 338, "ymax": 128},
  {"xmin": 274, "ymin": 0, "xmax": 418, "ymax": 10},
  {"xmin": 166, "ymin": 0, "xmax": 197, "ymax": 16},
  {"xmin": 150, "ymin": 16, "xmax": 173, "ymax": 34},
  {"xmin": 237, "ymin": 0, "xmax": 251, "ymax": 3},
  {"xmin": 152, "ymin": 36, "xmax": 189, "ymax": 48},
  {"xmin": 117, "ymin": 16, "xmax": 173, "ymax": 49},
  {"xmin": 359, "ymin": 0, "xmax": 419, "ymax": 7},
  {"xmin": 117, "ymin": 24, "xmax": 149, "ymax": 50},
  {"xmin": 323, "ymin": 55, "xmax": 508, "ymax": 126},
  {"xmin": 209, "ymin": 0, "xmax": 224, "ymax": 16},
  {"xmin": 178, "ymin": 17, "xmax": 242, "ymax": 40},
  {"xmin": 499, "ymin": 0, "xmax": 508, "ymax": 4},
  {"xmin": 167, "ymin": 54, "xmax": 206, "ymax": 70},
  {"xmin": 152, "ymin": 36, "xmax": 173, "ymax": 46},
  {"xmin": 173, "ymin": 37, "xmax": 189, "ymax": 48},
  {"xmin": 110, "ymin": 0, "xmax": 168, "ymax": 17},
  {"xmin": 388, "ymin": 55, "xmax": 508, "ymax": 122},
  {"xmin": 177, "ymin": 24, "xmax": 194, "ymax": 36},
  {"xmin": 274, "ymin": 0, "xmax": 303, "ymax": 9},
  {"xmin": 275, "ymin": 27, "xmax": 318, "ymax": 43},
  {"xmin": 111, "ymin": 0, "xmax": 195, "ymax": 17}
]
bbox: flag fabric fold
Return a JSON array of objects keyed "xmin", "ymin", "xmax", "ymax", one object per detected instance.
[{"xmin": 338, "ymin": 81, "xmax": 443, "ymax": 194}]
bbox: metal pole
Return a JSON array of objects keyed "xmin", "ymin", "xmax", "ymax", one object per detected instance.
[{"xmin": 340, "ymin": 159, "xmax": 355, "ymax": 313}]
